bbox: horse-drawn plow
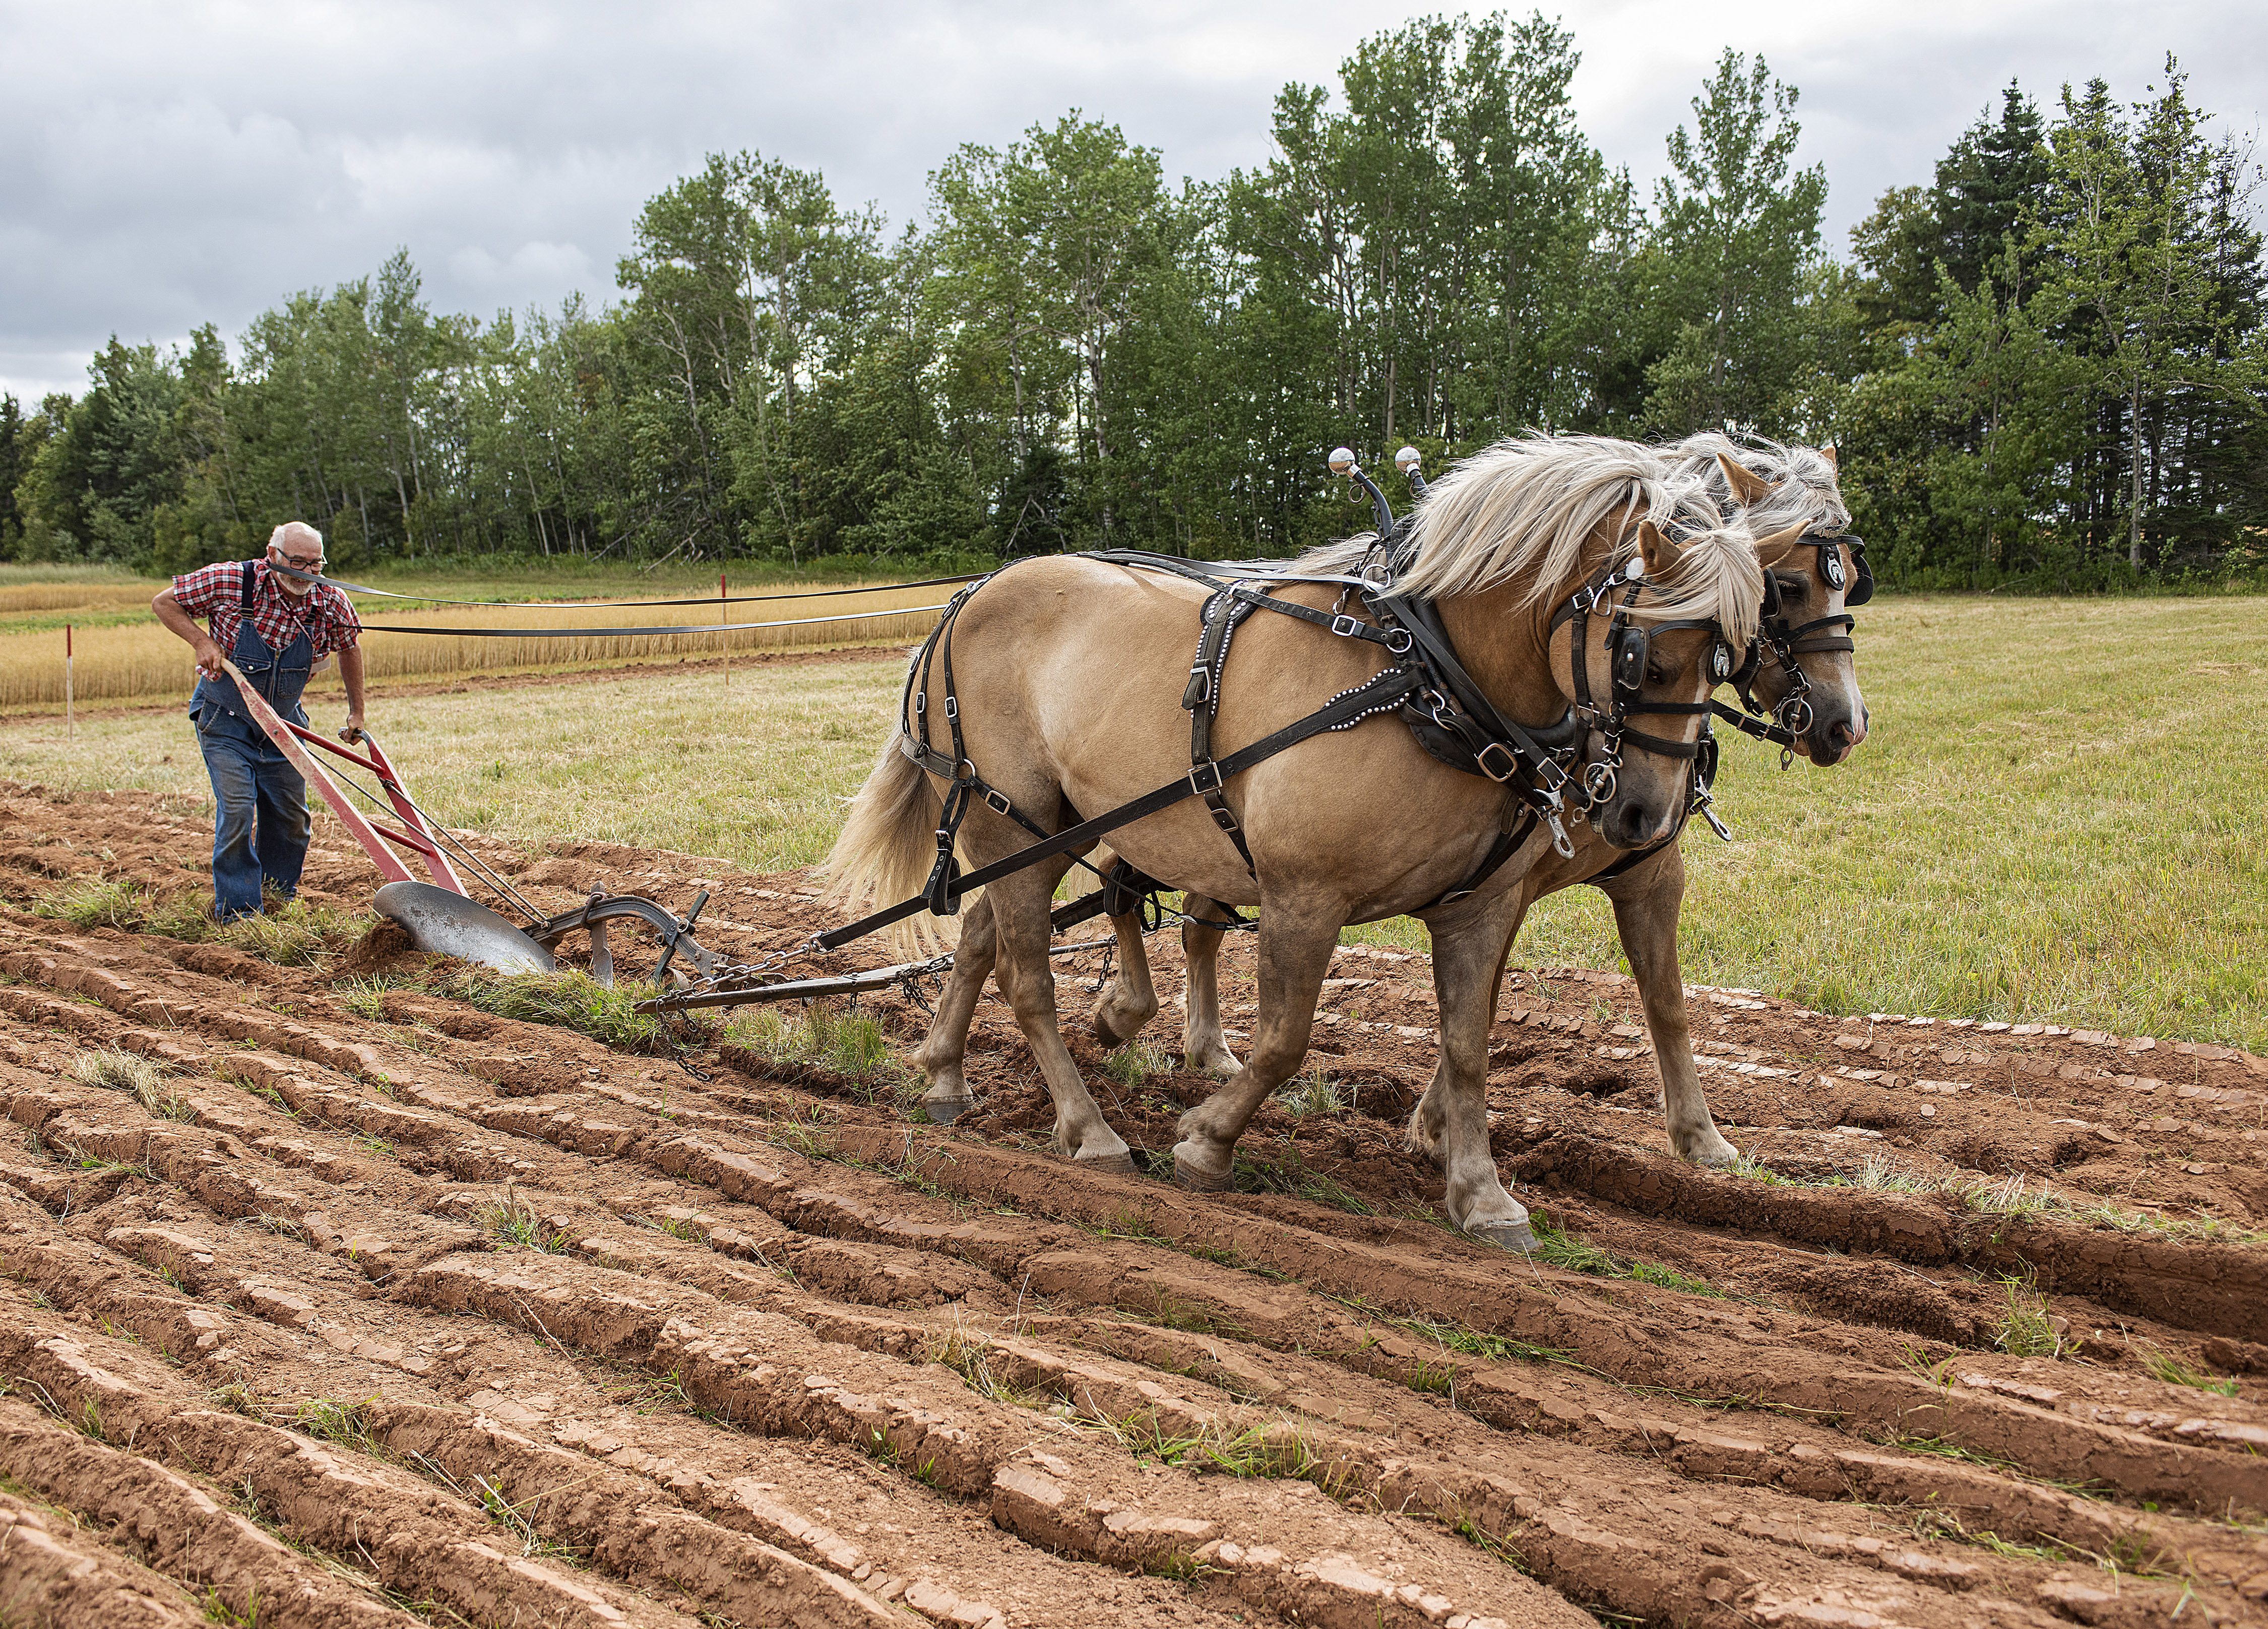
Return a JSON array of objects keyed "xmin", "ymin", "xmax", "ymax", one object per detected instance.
[{"xmin": 3, "ymin": 445, "xmax": 2264, "ymax": 1627}]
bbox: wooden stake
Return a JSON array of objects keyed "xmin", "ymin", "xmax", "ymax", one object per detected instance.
[
  {"xmin": 65, "ymin": 625, "xmax": 73, "ymax": 741},
  {"xmin": 720, "ymin": 570, "xmax": 728, "ymax": 687}
]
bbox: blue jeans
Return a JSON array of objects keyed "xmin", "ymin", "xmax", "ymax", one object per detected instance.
[{"xmin": 196, "ymin": 712, "xmax": 311, "ymax": 918}]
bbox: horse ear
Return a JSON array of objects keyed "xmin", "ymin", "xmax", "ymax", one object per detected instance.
[
  {"xmin": 1753, "ymin": 520, "xmax": 1808, "ymax": 568},
  {"xmin": 1819, "ymin": 443, "xmax": 1839, "ymax": 472},
  {"xmin": 1716, "ymin": 451, "xmax": 1772, "ymax": 508},
  {"xmin": 1636, "ymin": 518, "xmax": 1682, "ymax": 578}
]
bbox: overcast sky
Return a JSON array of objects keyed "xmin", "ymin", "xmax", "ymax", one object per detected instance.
[{"xmin": 5, "ymin": 0, "xmax": 2262, "ymax": 406}]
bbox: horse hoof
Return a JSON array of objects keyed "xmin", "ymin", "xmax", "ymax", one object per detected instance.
[
  {"xmin": 1075, "ymin": 1149, "xmax": 1138, "ymax": 1176},
  {"xmin": 1470, "ymin": 1222, "xmax": 1539, "ymax": 1254},
  {"xmin": 923, "ymin": 1097, "xmax": 971, "ymax": 1126},
  {"xmin": 1171, "ymin": 1143, "xmax": 1235, "ymax": 1194}
]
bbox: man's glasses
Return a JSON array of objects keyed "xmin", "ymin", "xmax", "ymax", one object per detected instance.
[{"xmin": 275, "ymin": 555, "xmax": 326, "ymax": 572}]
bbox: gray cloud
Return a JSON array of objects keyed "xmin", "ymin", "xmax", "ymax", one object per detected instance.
[{"xmin": 4, "ymin": 0, "xmax": 2260, "ymax": 404}]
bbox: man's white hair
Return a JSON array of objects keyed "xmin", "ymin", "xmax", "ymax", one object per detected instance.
[{"xmin": 268, "ymin": 521, "xmax": 324, "ymax": 553}]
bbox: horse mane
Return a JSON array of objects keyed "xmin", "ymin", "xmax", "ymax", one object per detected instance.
[
  {"xmin": 1294, "ymin": 433, "xmax": 1762, "ymax": 643},
  {"xmin": 1657, "ymin": 431, "xmax": 1850, "ymax": 538}
]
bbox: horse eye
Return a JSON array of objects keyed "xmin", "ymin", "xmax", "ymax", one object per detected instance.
[
  {"xmin": 1774, "ymin": 574, "xmax": 1807, "ymax": 599},
  {"xmin": 1645, "ymin": 661, "xmax": 1667, "ymax": 686}
]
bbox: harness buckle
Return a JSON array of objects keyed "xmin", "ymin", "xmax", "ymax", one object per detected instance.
[
  {"xmin": 1181, "ymin": 666, "xmax": 1212, "ymax": 710},
  {"xmin": 1475, "ymin": 741, "xmax": 1521, "ymax": 783},
  {"xmin": 1209, "ymin": 805, "xmax": 1241, "ymax": 834},
  {"xmin": 1383, "ymin": 627, "xmax": 1414, "ymax": 656},
  {"xmin": 943, "ymin": 695, "xmax": 958, "ymax": 721},
  {"xmin": 983, "ymin": 788, "xmax": 1013, "ymax": 816},
  {"xmin": 1329, "ymin": 613, "xmax": 1362, "ymax": 638},
  {"xmin": 1189, "ymin": 761, "xmax": 1226, "ymax": 796}
]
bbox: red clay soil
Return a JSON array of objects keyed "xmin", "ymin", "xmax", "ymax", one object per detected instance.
[{"xmin": 2, "ymin": 783, "xmax": 2266, "ymax": 1628}]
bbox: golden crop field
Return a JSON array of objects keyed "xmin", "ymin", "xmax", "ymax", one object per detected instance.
[{"xmin": 0, "ymin": 579, "xmax": 956, "ymax": 709}]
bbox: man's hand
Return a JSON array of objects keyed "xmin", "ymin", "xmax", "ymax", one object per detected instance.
[
  {"xmin": 340, "ymin": 714, "xmax": 366, "ymax": 745},
  {"xmin": 191, "ymin": 635, "xmax": 225, "ymax": 681}
]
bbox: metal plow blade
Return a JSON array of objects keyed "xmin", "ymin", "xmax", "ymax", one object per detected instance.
[{"xmin": 374, "ymin": 881, "xmax": 555, "ymax": 975}]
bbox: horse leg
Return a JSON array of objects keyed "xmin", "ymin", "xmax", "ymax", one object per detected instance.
[
  {"xmin": 1171, "ymin": 902, "xmax": 1340, "ymax": 1192},
  {"xmin": 1178, "ymin": 896, "xmax": 1241, "ymax": 1077},
  {"xmin": 1089, "ymin": 905, "xmax": 1160, "ymax": 1047},
  {"xmin": 1601, "ymin": 846, "xmax": 1738, "ymax": 1167},
  {"xmin": 1415, "ymin": 899, "xmax": 1538, "ymax": 1250},
  {"xmin": 913, "ymin": 891, "xmax": 996, "ymax": 1125},
  {"xmin": 990, "ymin": 864, "xmax": 1136, "ymax": 1172}
]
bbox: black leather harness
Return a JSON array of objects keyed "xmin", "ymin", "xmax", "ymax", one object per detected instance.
[{"xmin": 1714, "ymin": 531, "xmax": 1869, "ymax": 758}]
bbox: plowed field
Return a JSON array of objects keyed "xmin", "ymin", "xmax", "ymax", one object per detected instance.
[{"xmin": 3, "ymin": 783, "xmax": 2266, "ymax": 1628}]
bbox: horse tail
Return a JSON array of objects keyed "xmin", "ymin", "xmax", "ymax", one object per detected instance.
[{"xmin": 820, "ymin": 729, "xmax": 955, "ymax": 958}]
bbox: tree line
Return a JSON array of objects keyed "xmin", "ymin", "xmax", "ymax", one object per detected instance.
[{"xmin": 2, "ymin": 15, "xmax": 2261, "ymax": 589}]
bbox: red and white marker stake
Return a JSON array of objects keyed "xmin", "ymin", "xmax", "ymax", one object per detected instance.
[{"xmin": 64, "ymin": 625, "xmax": 73, "ymax": 741}]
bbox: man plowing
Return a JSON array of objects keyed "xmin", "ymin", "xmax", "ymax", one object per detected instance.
[{"xmin": 151, "ymin": 522, "xmax": 366, "ymax": 920}]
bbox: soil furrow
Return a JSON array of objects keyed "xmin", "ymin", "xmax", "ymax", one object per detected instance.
[{"xmin": 7, "ymin": 784, "xmax": 2268, "ymax": 1627}]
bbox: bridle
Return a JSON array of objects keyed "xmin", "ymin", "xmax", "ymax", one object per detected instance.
[
  {"xmin": 1548, "ymin": 552, "xmax": 1741, "ymax": 812},
  {"xmin": 1720, "ymin": 531, "xmax": 1870, "ymax": 763}
]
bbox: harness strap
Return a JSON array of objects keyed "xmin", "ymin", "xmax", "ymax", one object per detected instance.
[
  {"xmin": 1182, "ymin": 588, "xmax": 1260, "ymax": 874},
  {"xmin": 819, "ymin": 665, "xmax": 1426, "ymax": 951}
]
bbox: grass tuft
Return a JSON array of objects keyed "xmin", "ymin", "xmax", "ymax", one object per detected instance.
[
  {"xmin": 1527, "ymin": 1218, "xmax": 1730, "ymax": 1299},
  {"xmin": 1102, "ymin": 1038, "xmax": 1170, "ymax": 1090},
  {"xmin": 38, "ymin": 875, "xmax": 148, "ymax": 930},
  {"xmin": 475, "ymin": 1188, "xmax": 572, "ymax": 1253},
  {"xmin": 1988, "ymin": 1273, "xmax": 2063, "ymax": 1357},
  {"xmin": 70, "ymin": 1047, "xmax": 196, "ymax": 1122},
  {"xmin": 2134, "ymin": 1341, "xmax": 2242, "ymax": 1396},
  {"xmin": 438, "ymin": 966, "xmax": 669, "ymax": 1051},
  {"xmin": 724, "ymin": 1001, "xmax": 914, "ymax": 1103},
  {"xmin": 1272, "ymin": 1064, "xmax": 1353, "ymax": 1120}
]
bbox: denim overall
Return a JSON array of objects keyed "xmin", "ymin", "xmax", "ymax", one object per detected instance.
[{"xmin": 189, "ymin": 569, "xmax": 314, "ymax": 918}]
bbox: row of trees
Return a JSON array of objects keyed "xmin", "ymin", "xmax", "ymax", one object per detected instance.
[{"xmin": 3, "ymin": 15, "xmax": 2261, "ymax": 585}]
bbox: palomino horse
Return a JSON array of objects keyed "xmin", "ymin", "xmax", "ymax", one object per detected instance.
[
  {"xmin": 827, "ymin": 436, "xmax": 1768, "ymax": 1250},
  {"xmin": 1107, "ymin": 440, "xmax": 1869, "ymax": 1170},
  {"xmin": 1087, "ymin": 437, "xmax": 1869, "ymax": 1179}
]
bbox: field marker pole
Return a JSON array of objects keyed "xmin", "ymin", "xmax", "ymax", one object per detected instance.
[
  {"xmin": 65, "ymin": 625, "xmax": 73, "ymax": 741},
  {"xmin": 720, "ymin": 570, "xmax": 728, "ymax": 689}
]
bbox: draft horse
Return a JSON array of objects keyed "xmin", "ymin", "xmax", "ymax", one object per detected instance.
[{"xmin": 827, "ymin": 436, "xmax": 1769, "ymax": 1251}]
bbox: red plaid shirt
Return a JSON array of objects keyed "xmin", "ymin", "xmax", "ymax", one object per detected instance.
[{"xmin": 170, "ymin": 559, "xmax": 361, "ymax": 660}]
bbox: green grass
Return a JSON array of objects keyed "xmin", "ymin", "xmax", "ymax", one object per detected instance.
[
  {"xmin": 5, "ymin": 595, "xmax": 2263, "ymax": 1047},
  {"xmin": 475, "ymin": 1189, "xmax": 573, "ymax": 1253},
  {"xmin": 35, "ymin": 877, "xmax": 368, "ymax": 966},
  {"xmin": 435, "ymin": 966, "xmax": 670, "ymax": 1051},
  {"xmin": 1527, "ymin": 1218, "xmax": 1729, "ymax": 1298},
  {"xmin": 2134, "ymin": 1342, "xmax": 2242, "ymax": 1396},
  {"xmin": 70, "ymin": 1047, "xmax": 195, "ymax": 1122},
  {"xmin": 1989, "ymin": 1273, "xmax": 2063, "ymax": 1357},
  {"xmin": 723, "ymin": 1002, "xmax": 917, "ymax": 1104}
]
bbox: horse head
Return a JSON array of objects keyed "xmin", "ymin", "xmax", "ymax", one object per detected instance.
[{"xmin": 1548, "ymin": 478, "xmax": 1762, "ymax": 849}]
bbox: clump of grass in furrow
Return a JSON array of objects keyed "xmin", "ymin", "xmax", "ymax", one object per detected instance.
[
  {"xmin": 1102, "ymin": 1037, "xmax": 1170, "ymax": 1089},
  {"xmin": 70, "ymin": 1047, "xmax": 195, "ymax": 1123},
  {"xmin": 724, "ymin": 1001, "xmax": 913, "ymax": 1103},
  {"xmin": 332, "ymin": 971, "xmax": 418, "ymax": 1021},
  {"xmin": 475, "ymin": 1188, "xmax": 572, "ymax": 1254},
  {"xmin": 1272, "ymin": 1063, "xmax": 1353, "ymax": 1120},
  {"xmin": 1528, "ymin": 1218, "xmax": 1727, "ymax": 1298},
  {"xmin": 1234, "ymin": 1147, "xmax": 1373, "ymax": 1216},
  {"xmin": 1770, "ymin": 1150, "xmax": 2268, "ymax": 1248},
  {"xmin": 924, "ymin": 1324, "xmax": 1053, "ymax": 1409},
  {"xmin": 1988, "ymin": 1273, "xmax": 2062, "ymax": 1357},
  {"xmin": 1098, "ymin": 1410, "xmax": 1360, "ymax": 1500},
  {"xmin": 2134, "ymin": 1341, "xmax": 2241, "ymax": 1396},
  {"xmin": 141, "ymin": 893, "xmax": 369, "ymax": 966},
  {"xmin": 37, "ymin": 875, "xmax": 150, "ymax": 931},
  {"xmin": 437, "ymin": 966, "xmax": 669, "ymax": 1052}
]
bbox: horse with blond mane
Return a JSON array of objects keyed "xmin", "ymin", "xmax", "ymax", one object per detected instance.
[{"xmin": 826, "ymin": 434, "xmax": 1777, "ymax": 1250}]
